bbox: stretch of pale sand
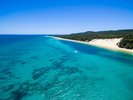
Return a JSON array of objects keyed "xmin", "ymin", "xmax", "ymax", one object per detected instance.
[
  {"xmin": 88, "ymin": 38, "xmax": 133, "ymax": 54},
  {"xmin": 50, "ymin": 36, "xmax": 133, "ymax": 54}
]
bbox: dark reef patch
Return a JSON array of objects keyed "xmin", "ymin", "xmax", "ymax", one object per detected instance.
[
  {"xmin": 32, "ymin": 67, "xmax": 51, "ymax": 80},
  {"xmin": 0, "ymin": 76, "xmax": 6, "ymax": 80},
  {"xmin": 3, "ymin": 84, "xmax": 15, "ymax": 92},
  {"xmin": 58, "ymin": 66, "xmax": 82, "ymax": 76},
  {"xmin": 32, "ymin": 54, "xmax": 82, "ymax": 80},
  {"xmin": 11, "ymin": 82, "xmax": 29, "ymax": 100},
  {"xmin": 20, "ymin": 61, "xmax": 28, "ymax": 65},
  {"xmin": 0, "ymin": 66, "xmax": 14, "ymax": 80},
  {"xmin": 11, "ymin": 89, "xmax": 27, "ymax": 100}
]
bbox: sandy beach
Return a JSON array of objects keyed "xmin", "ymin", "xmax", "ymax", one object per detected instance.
[
  {"xmin": 88, "ymin": 38, "xmax": 133, "ymax": 54},
  {"xmin": 51, "ymin": 36, "xmax": 133, "ymax": 54}
]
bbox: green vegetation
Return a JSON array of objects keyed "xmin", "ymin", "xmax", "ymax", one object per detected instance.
[
  {"xmin": 119, "ymin": 35, "xmax": 133, "ymax": 49},
  {"xmin": 56, "ymin": 29, "xmax": 133, "ymax": 49}
]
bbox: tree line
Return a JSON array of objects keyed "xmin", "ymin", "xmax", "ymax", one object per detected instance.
[{"xmin": 55, "ymin": 29, "xmax": 133, "ymax": 49}]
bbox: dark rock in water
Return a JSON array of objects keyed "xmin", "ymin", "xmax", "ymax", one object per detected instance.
[
  {"xmin": 52, "ymin": 61, "xmax": 63, "ymax": 68},
  {"xmin": 32, "ymin": 67, "xmax": 51, "ymax": 80},
  {"xmin": 3, "ymin": 84, "xmax": 15, "ymax": 92},
  {"xmin": 11, "ymin": 82, "xmax": 28, "ymax": 100},
  {"xmin": 8, "ymin": 81, "xmax": 45, "ymax": 100},
  {"xmin": 4, "ymin": 71, "xmax": 12, "ymax": 75},
  {"xmin": 11, "ymin": 90, "xmax": 27, "ymax": 100},
  {"xmin": 0, "ymin": 68, "xmax": 13, "ymax": 78},
  {"xmin": 1, "ymin": 69, "xmax": 9, "ymax": 73},
  {"xmin": 32, "ymin": 72, "xmax": 42, "ymax": 80},
  {"xmin": 0, "ymin": 76, "xmax": 6, "ymax": 80},
  {"xmin": 58, "ymin": 66, "xmax": 83, "ymax": 76},
  {"xmin": 20, "ymin": 62, "xmax": 28, "ymax": 65}
]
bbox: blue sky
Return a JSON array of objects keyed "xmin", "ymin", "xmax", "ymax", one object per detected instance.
[{"xmin": 0, "ymin": 0, "xmax": 133, "ymax": 34}]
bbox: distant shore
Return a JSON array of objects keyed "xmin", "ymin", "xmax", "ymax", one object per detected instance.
[{"xmin": 51, "ymin": 36, "xmax": 133, "ymax": 54}]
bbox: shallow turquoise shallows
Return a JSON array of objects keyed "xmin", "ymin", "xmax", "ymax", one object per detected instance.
[{"xmin": 0, "ymin": 36, "xmax": 133, "ymax": 100}]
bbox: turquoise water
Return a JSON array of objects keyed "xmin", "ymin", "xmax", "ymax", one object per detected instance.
[{"xmin": 0, "ymin": 35, "xmax": 133, "ymax": 100}]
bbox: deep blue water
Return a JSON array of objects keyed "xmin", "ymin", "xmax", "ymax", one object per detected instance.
[
  {"xmin": 0, "ymin": 35, "xmax": 42, "ymax": 46},
  {"xmin": 0, "ymin": 35, "xmax": 133, "ymax": 100}
]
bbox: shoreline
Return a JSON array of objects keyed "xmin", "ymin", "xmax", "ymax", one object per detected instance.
[{"xmin": 50, "ymin": 36, "xmax": 133, "ymax": 55}]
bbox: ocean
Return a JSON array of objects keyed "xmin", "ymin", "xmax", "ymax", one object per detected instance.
[{"xmin": 0, "ymin": 35, "xmax": 133, "ymax": 100}]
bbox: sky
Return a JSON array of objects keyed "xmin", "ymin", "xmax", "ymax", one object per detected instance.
[{"xmin": 0, "ymin": 0, "xmax": 133, "ymax": 34}]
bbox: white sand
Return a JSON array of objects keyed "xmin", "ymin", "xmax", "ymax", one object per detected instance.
[
  {"xmin": 50, "ymin": 36, "xmax": 133, "ymax": 54},
  {"xmin": 88, "ymin": 38, "xmax": 133, "ymax": 54}
]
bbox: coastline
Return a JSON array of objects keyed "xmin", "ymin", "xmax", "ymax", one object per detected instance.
[{"xmin": 50, "ymin": 36, "xmax": 133, "ymax": 55}]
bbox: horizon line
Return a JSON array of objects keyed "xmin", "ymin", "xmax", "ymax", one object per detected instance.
[{"xmin": 0, "ymin": 28, "xmax": 133, "ymax": 35}]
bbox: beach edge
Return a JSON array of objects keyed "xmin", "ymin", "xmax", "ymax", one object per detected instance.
[{"xmin": 49, "ymin": 36, "xmax": 133, "ymax": 55}]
